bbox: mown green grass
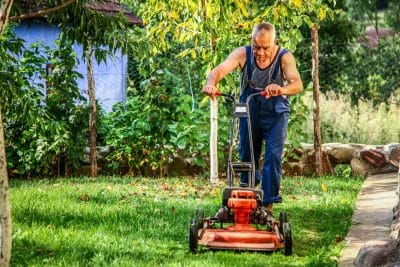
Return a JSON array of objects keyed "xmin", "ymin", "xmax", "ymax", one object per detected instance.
[{"xmin": 10, "ymin": 175, "xmax": 363, "ymax": 266}]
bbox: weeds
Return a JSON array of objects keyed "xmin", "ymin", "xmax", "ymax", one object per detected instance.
[{"xmin": 302, "ymin": 90, "xmax": 400, "ymax": 144}]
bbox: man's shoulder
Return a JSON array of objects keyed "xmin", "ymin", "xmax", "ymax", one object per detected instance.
[
  {"xmin": 234, "ymin": 46, "xmax": 248, "ymax": 56},
  {"xmin": 280, "ymin": 49, "xmax": 295, "ymax": 61}
]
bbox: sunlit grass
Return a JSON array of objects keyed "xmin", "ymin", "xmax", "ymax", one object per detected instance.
[{"xmin": 10, "ymin": 175, "xmax": 363, "ymax": 266}]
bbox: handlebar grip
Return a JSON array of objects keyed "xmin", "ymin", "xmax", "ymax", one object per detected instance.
[
  {"xmin": 260, "ymin": 90, "xmax": 267, "ymax": 96},
  {"xmin": 215, "ymin": 91, "xmax": 222, "ymax": 96}
]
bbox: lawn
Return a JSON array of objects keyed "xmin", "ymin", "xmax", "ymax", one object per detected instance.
[{"xmin": 10, "ymin": 175, "xmax": 363, "ymax": 266}]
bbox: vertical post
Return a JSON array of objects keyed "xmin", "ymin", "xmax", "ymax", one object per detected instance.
[
  {"xmin": 86, "ymin": 42, "xmax": 97, "ymax": 177},
  {"xmin": 201, "ymin": 0, "xmax": 218, "ymax": 186},
  {"xmin": 0, "ymin": 2, "xmax": 14, "ymax": 266},
  {"xmin": 0, "ymin": 108, "xmax": 12, "ymax": 267},
  {"xmin": 210, "ymin": 99, "xmax": 218, "ymax": 186},
  {"xmin": 312, "ymin": 24, "xmax": 322, "ymax": 175}
]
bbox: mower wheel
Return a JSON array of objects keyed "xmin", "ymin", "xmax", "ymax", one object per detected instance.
[
  {"xmin": 189, "ymin": 219, "xmax": 198, "ymax": 253},
  {"xmin": 283, "ymin": 222, "xmax": 293, "ymax": 256},
  {"xmin": 279, "ymin": 211, "xmax": 288, "ymax": 233},
  {"xmin": 195, "ymin": 209, "xmax": 204, "ymax": 227}
]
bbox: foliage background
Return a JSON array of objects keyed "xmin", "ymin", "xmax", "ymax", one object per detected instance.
[{"xmin": 0, "ymin": 0, "xmax": 399, "ymax": 177}]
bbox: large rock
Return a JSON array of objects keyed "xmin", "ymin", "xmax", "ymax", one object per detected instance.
[
  {"xmin": 389, "ymin": 147, "xmax": 400, "ymax": 167},
  {"xmin": 354, "ymin": 239, "xmax": 397, "ymax": 267},
  {"xmin": 350, "ymin": 158, "xmax": 372, "ymax": 177},
  {"xmin": 360, "ymin": 149, "xmax": 387, "ymax": 168},
  {"xmin": 283, "ymin": 147, "xmax": 334, "ymax": 176},
  {"xmin": 324, "ymin": 143, "xmax": 356, "ymax": 164}
]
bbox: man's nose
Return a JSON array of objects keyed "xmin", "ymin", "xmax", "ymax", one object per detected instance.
[{"xmin": 256, "ymin": 49, "xmax": 264, "ymax": 56}]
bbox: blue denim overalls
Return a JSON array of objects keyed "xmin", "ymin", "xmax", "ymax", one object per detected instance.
[{"xmin": 239, "ymin": 45, "xmax": 290, "ymax": 206}]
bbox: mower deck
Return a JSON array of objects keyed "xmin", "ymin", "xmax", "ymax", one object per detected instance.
[{"xmin": 198, "ymin": 228, "xmax": 283, "ymax": 251}]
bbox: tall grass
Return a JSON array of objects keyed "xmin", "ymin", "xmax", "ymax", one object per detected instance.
[
  {"xmin": 10, "ymin": 175, "xmax": 363, "ymax": 266},
  {"xmin": 302, "ymin": 90, "xmax": 400, "ymax": 144}
]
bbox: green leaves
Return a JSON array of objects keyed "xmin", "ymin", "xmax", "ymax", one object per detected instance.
[{"xmin": 0, "ymin": 30, "xmax": 88, "ymax": 176}]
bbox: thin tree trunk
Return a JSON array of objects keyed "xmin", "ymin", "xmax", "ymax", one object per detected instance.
[
  {"xmin": 0, "ymin": 1, "xmax": 14, "ymax": 266},
  {"xmin": 312, "ymin": 24, "xmax": 322, "ymax": 175},
  {"xmin": 86, "ymin": 43, "xmax": 97, "ymax": 177},
  {"xmin": 374, "ymin": 2, "xmax": 379, "ymax": 38},
  {"xmin": 0, "ymin": 107, "xmax": 11, "ymax": 267},
  {"xmin": 0, "ymin": 0, "xmax": 13, "ymax": 35}
]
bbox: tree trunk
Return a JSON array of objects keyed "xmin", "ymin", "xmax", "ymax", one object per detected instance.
[
  {"xmin": 374, "ymin": 2, "xmax": 379, "ymax": 38},
  {"xmin": 0, "ymin": 108, "xmax": 11, "ymax": 267},
  {"xmin": 311, "ymin": 24, "xmax": 322, "ymax": 175},
  {"xmin": 0, "ymin": 1, "xmax": 14, "ymax": 266},
  {"xmin": 0, "ymin": 0, "xmax": 13, "ymax": 35},
  {"xmin": 86, "ymin": 43, "xmax": 97, "ymax": 177}
]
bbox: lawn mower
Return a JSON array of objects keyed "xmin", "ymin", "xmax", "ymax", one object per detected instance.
[{"xmin": 189, "ymin": 91, "xmax": 292, "ymax": 255}]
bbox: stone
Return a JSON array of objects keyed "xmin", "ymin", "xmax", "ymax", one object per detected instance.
[
  {"xmin": 283, "ymin": 148, "xmax": 334, "ymax": 176},
  {"xmin": 390, "ymin": 222, "xmax": 400, "ymax": 240},
  {"xmin": 360, "ymin": 149, "xmax": 387, "ymax": 168},
  {"xmin": 389, "ymin": 148, "xmax": 400, "ymax": 167},
  {"xmin": 354, "ymin": 239, "xmax": 397, "ymax": 267},
  {"xmin": 324, "ymin": 143, "xmax": 356, "ymax": 164},
  {"xmin": 350, "ymin": 158, "xmax": 372, "ymax": 177}
]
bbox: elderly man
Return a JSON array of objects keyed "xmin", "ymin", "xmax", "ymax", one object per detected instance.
[{"xmin": 202, "ymin": 22, "xmax": 302, "ymax": 213}]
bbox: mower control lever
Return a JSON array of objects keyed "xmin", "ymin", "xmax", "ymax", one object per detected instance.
[{"xmin": 215, "ymin": 91, "xmax": 234, "ymax": 102}]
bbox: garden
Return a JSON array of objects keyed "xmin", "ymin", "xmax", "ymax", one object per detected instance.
[{"xmin": 0, "ymin": 0, "xmax": 399, "ymax": 266}]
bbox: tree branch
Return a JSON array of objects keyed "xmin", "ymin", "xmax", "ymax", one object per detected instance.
[{"xmin": 9, "ymin": 0, "xmax": 76, "ymax": 21}]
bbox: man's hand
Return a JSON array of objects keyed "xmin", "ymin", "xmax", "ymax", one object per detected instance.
[
  {"xmin": 264, "ymin": 84, "xmax": 282, "ymax": 99},
  {"xmin": 202, "ymin": 84, "xmax": 218, "ymax": 100}
]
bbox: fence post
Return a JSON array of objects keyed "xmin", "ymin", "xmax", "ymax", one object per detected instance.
[{"xmin": 210, "ymin": 99, "xmax": 218, "ymax": 186}]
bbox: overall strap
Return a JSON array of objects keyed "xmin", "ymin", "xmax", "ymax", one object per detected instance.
[
  {"xmin": 245, "ymin": 45, "xmax": 252, "ymax": 81},
  {"xmin": 271, "ymin": 48, "xmax": 288, "ymax": 81}
]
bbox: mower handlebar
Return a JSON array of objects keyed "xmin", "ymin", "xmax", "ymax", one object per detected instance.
[{"xmin": 215, "ymin": 90, "xmax": 267, "ymax": 101}]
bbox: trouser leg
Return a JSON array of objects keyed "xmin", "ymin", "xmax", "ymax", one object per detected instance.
[{"xmin": 261, "ymin": 112, "xmax": 289, "ymax": 205}]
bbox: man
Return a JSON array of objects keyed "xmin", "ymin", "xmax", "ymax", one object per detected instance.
[{"xmin": 202, "ymin": 22, "xmax": 302, "ymax": 212}]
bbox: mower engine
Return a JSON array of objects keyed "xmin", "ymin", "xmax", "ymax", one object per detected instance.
[
  {"xmin": 227, "ymin": 190, "xmax": 273, "ymax": 229},
  {"xmin": 227, "ymin": 190, "xmax": 257, "ymax": 231}
]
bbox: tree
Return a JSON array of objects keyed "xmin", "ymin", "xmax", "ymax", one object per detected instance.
[
  {"xmin": 347, "ymin": 0, "xmax": 388, "ymax": 34},
  {"xmin": 1, "ymin": 1, "xmax": 15, "ymax": 265},
  {"xmin": 0, "ymin": 1, "xmax": 14, "ymax": 265}
]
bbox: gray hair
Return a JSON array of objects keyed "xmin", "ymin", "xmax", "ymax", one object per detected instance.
[{"xmin": 252, "ymin": 22, "xmax": 276, "ymax": 40}]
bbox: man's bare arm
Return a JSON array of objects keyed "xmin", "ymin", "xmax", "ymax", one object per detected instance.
[
  {"xmin": 280, "ymin": 52, "xmax": 302, "ymax": 96},
  {"xmin": 202, "ymin": 47, "xmax": 246, "ymax": 98}
]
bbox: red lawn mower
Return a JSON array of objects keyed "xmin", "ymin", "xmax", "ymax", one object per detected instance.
[{"xmin": 189, "ymin": 91, "xmax": 292, "ymax": 255}]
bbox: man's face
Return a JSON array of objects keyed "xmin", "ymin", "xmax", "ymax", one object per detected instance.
[{"xmin": 251, "ymin": 30, "xmax": 275, "ymax": 63}]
